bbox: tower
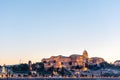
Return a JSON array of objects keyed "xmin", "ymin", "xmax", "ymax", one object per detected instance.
[
  {"xmin": 83, "ymin": 50, "xmax": 88, "ymax": 58},
  {"xmin": 28, "ymin": 60, "xmax": 32, "ymax": 71},
  {"xmin": 82, "ymin": 50, "xmax": 88, "ymax": 71},
  {"xmin": 2, "ymin": 64, "xmax": 7, "ymax": 74}
]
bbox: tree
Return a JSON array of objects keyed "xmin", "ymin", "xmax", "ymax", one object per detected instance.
[{"xmin": 11, "ymin": 64, "xmax": 29, "ymax": 73}]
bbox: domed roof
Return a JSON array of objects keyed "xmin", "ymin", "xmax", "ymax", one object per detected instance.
[
  {"xmin": 83, "ymin": 50, "xmax": 88, "ymax": 58},
  {"xmin": 83, "ymin": 50, "xmax": 87, "ymax": 53},
  {"xmin": 70, "ymin": 54, "xmax": 82, "ymax": 57}
]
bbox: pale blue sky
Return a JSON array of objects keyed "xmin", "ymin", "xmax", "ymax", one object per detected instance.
[{"xmin": 0, "ymin": 0, "xmax": 120, "ymax": 64}]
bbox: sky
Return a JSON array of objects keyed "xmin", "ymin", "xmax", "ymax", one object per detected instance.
[{"xmin": 0, "ymin": 0, "xmax": 120, "ymax": 65}]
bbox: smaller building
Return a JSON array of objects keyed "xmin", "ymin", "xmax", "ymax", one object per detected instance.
[
  {"xmin": 88, "ymin": 57, "xmax": 104, "ymax": 65},
  {"xmin": 114, "ymin": 60, "xmax": 120, "ymax": 66},
  {"xmin": 0, "ymin": 64, "xmax": 8, "ymax": 78}
]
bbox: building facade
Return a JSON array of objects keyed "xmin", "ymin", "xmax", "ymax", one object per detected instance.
[
  {"xmin": 42, "ymin": 50, "xmax": 88, "ymax": 69},
  {"xmin": 42, "ymin": 50, "xmax": 105, "ymax": 71}
]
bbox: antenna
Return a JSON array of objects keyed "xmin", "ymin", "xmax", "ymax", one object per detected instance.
[{"xmin": 19, "ymin": 59, "xmax": 21, "ymax": 64}]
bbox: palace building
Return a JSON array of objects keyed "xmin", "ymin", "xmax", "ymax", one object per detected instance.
[
  {"xmin": 42, "ymin": 50, "xmax": 89, "ymax": 70},
  {"xmin": 42, "ymin": 50, "xmax": 105, "ymax": 71}
]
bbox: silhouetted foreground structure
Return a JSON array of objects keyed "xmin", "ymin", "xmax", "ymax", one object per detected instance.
[{"xmin": 1, "ymin": 77, "xmax": 120, "ymax": 80}]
